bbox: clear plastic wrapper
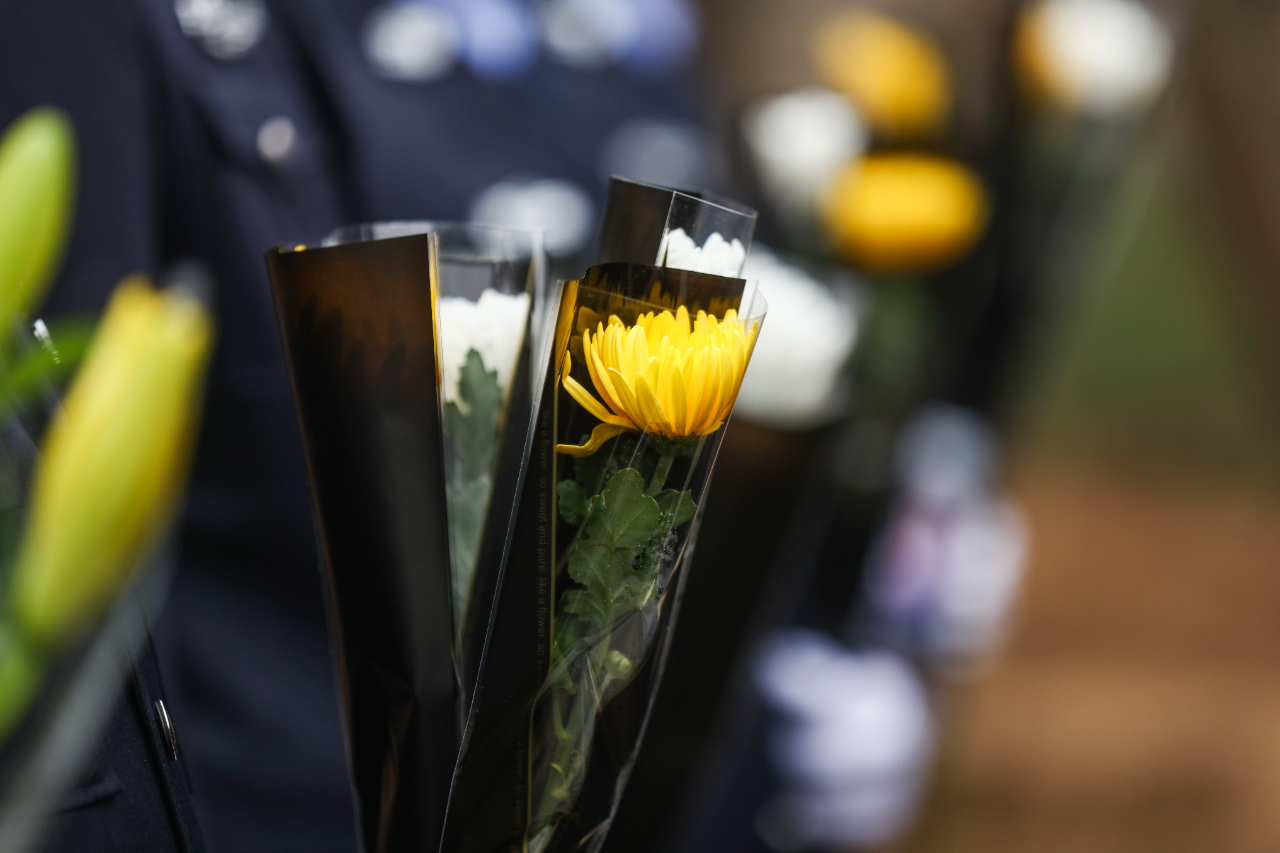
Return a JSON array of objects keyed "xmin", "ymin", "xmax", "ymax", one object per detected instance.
[
  {"xmin": 444, "ymin": 260, "xmax": 768, "ymax": 853},
  {"xmin": 595, "ymin": 177, "xmax": 756, "ymax": 277}
]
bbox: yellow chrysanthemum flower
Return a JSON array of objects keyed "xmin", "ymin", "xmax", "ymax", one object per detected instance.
[{"xmin": 556, "ymin": 305, "xmax": 759, "ymax": 457}]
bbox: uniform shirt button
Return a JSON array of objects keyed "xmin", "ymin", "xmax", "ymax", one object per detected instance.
[
  {"xmin": 257, "ymin": 116, "xmax": 297, "ymax": 166},
  {"xmin": 154, "ymin": 699, "xmax": 180, "ymax": 761}
]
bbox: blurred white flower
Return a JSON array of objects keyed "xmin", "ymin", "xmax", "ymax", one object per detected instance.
[
  {"xmin": 896, "ymin": 405, "xmax": 996, "ymax": 511},
  {"xmin": 734, "ymin": 247, "xmax": 858, "ymax": 429},
  {"xmin": 754, "ymin": 631, "xmax": 932, "ymax": 848},
  {"xmin": 539, "ymin": 0, "xmax": 698, "ymax": 74},
  {"xmin": 539, "ymin": 0, "xmax": 638, "ymax": 68},
  {"xmin": 933, "ymin": 500, "xmax": 1027, "ymax": 656},
  {"xmin": 600, "ymin": 118, "xmax": 713, "ymax": 190},
  {"xmin": 442, "ymin": 0, "xmax": 538, "ymax": 81},
  {"xmin": 1025, "ymin": 0, "xmax": 1173, "ymax": 115},
  {"xmin": 470, "ymin": 178, "xmax": 594, "ymax": 257},
  {"xmin": 871, "ymin": 405, "xmax": 1030, "ymax": 662},
  {"xmin": 743, "ymin": 88, "xmax": 867, "ymax": 223},
  {"xmin": 614, "ymin": 0, "xmax": 699, "ymax": 76},
  {"xmin": 874, "ymin": 498, "xmax": 1028, "ymax": 659},
  {"xmin": 176, "ymin": 0, "xmax": 269, "ymax": 61}
]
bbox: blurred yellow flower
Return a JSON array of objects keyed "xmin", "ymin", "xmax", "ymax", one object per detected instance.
[
  {"xmin": 822, "ymin": 154, "xmax": 988, "ymax": 273},
  {"xmin": 13, "ymin": 277, "xmax": 212, "ymax": 646},
  {"xmin": 813, "ymin": 11, "xmax": 951, "ymax": 140},
  {"xmin": 557, "ymin": 306, "xmax": 758, "ymax": 457}
]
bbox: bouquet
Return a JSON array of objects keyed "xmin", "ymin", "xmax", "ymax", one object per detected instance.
[
  {"xmin": 444, "ymin": 180, "xmax": 766, "ymax": 853},
  {"xmin": 266, "ymin": 223, "xmax": 544, "ymax": 852}
]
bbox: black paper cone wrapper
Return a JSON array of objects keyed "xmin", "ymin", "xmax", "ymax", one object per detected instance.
[
  {"xmin": 267, "ymin": 236, "xmax": 455, "ymax": 853},
  {"xmin": 443, "ymin": 261, "xmax": 768, "ymax": 853}
]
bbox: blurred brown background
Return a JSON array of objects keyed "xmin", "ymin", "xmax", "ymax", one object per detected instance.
[
  {"xmin": 912, "ymin": 113, "xmax": 1280, "ymax": 852},
  {"xmin": 699, "ymin": 0, "xmax": 1280, "ymax": 850}
]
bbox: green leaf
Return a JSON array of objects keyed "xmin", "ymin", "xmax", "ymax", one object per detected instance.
[
  {"xmin": 604, "ymin": 650, "xmax": 632, "ymax": 680},
  {"xmin": 655, "ymin": 490, "xmax": 696, "ymax": 529},
  {"xmin": 571, "ymin": 434, "xmax": 614, "ymax": 494},
  {"xmin": 610, "ymin": 574, "xmax": 655, "ymax": 610},
  {"xmin": 441, "ymin": 347, "xmax": 505, "ymax": 623},
  {"xmin": 572, "ymin": 431, "xmax": 655, "ymax": 495},
  {"xmin": 0, "ymin": 319, "xmax": 91, "ymax": 417},
  {"xmin": 561, "ymin": 588, "xmax": 608, "ymax": 623},
  {"xmin": 584, "ymin": 469, "xmax": 661, "ymax": 552},
  {"xmin": 566, "ymin": 543, "xmax": 624, "ymax": 598},
  {"xmin": 442, "ymin": 348, "xmax": 504, "ymax": 482},
  {"xmin": 551, "ymin": 616, "xmax": 582, "ymax": 664},
  {"xmin": 561, "ymin": 471, "xmax": 672, "ymax": 638},
  {"xmin": 636, "ymin": 538, "xmax": 663, "ymax": 585},
  {"xmin": 560, "ymin": 469, "xmax": 670, "ymax": 635},
  {"xmin": 557, "ymin": 479, "xmax": 586, "ymax": 526},
  {"xmin": 446, "ymin": 474, "xmax": 490, "ymax": 619},
  {"xmin": 458, "ymin": 347, "xmax": 504, "ymax": 413},
  {"xmin": 0, "ymin": 627, "xmax": 39, "ymax": 742}
]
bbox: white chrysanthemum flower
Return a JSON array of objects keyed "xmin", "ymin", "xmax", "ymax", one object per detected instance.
[
  {"xmin": 734, "ymin": 247, "xmax": 858, "ymax": 429},
  {"xmin": 743, "ymin": 87, "xmax": 867, "ymax": 220},
  {"xmin": 437, "ymin": 288, "xmax": 531, "ymax": 404},
  {"xmin": 659, "ymin": 227, "xmax": 747, "ymax": 278}
]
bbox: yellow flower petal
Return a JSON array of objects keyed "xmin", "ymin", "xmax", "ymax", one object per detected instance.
[
  {"xmin": 693, "ymin": 348, "xmax": 723, "ymax": 434},
  {"xmin": 635, "ymin": 373, "xmax": 674, "ymax": 434},
  {"xmin": 556, "ymin": 423, "xmax": 631, "ymax": 458},
  {"xmin": 585, "ymin": 330, "xmax": 625, "ymax": 418},
  {"xmin": 607, "ymin": 366, "xmax": 643, "ymax": 423},
  {"xmin": 668, "ymin": 362, "xmax": 688, "ymax": 435},
  {"xmin": 564, "ymin": 374, "xmax": 632, "ymax": 428}
]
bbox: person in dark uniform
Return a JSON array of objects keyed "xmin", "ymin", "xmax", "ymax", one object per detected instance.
[{"xmin": 0, "ymin": 1, "xmax": 709, "ymax": 850}]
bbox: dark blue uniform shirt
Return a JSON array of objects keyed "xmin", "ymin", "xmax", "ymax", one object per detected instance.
[{"xmin": 0, "ymin": 1, "xmax": 702, "ymax": 850}]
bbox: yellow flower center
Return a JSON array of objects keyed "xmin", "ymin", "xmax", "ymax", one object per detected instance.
[{"xmin": 556, "ymin": 305, "xmax": 759, "ymax": 457}]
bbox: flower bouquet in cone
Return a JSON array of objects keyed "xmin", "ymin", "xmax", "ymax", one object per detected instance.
[
  {"xmin": 444, "ymin": 180, "xmax": 766, "ymax": 853},
  {"xmin": 266, "ymin": 223, "xmax": 545, "ymax": 853}
]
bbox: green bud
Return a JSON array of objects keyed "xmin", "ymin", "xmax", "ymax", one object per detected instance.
[
  {"xmin": 13, "ymin": 278, "xmax": 212, "ymax": 647},
  {"xmin": 604, "ymin": 649, "xmax": 633, "ymax": 680},
  {"xmin": 0, "ymin": 107, "xmax": 76, "ymax": 335}
]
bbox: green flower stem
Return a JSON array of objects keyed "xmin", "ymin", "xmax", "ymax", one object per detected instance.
[
  {"xmin": 535, "ymin": 645, "xmax": 631, "ymax": 836},
  {"xmin": 647, "ymin": 451, "xmax": 675, "ymax": 496},
  {"xmin": 0, "ymin": 627, "xmax": 40, "ymax": 741},
  {"xmin": 534, "ymin": 462, "xmax": 697, "ymax": 847},
  {"xmin": 536, "ymin": 654, "xmax": 617, "ymax": 829}
]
